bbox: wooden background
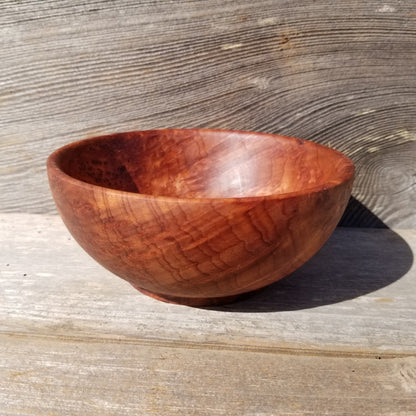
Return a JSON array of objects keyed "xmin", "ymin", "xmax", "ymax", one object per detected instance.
[
  {"xmin": 1, "ymin": 3, "xmax": 416, "ymax": 413},
  {"xmin": 0, "ymin": 0, "xmax": 415, "ymax": 227}
]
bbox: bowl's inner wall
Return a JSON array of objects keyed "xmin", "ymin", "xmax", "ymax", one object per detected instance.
[{"xmin": 56, "ymin": 130, "xmax": 352, "ymax": 198}]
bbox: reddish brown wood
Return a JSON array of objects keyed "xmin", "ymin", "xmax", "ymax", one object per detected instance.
[{"xmin": 47, "ymin": 129, "xmax": 354, "ymax": 306}]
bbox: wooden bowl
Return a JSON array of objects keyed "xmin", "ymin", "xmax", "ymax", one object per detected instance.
[{"xmin": 47, "ymin": 129, "xmax": 354, "ymax": 306}]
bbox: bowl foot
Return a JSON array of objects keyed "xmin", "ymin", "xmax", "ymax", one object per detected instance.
[{"xmin": 130, "ymin": 284, "xmax": 249, "ymax": 307}]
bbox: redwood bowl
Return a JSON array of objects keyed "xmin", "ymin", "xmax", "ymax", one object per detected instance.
[{"xmin": 47, "ymin": 129, "xmax": 354, "ymax": 306}]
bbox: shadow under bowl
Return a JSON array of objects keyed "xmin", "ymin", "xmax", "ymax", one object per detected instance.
[{"xmin": 47, "ymin": 128, "xmax": 354, "ymax": 306}]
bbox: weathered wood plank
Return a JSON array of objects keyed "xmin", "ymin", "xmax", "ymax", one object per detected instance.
[
  {"xmin": 0, "ymin": 1, "xmax": 415, "ymax": 226},
  {"xmin": 1, "ymin": 214, "xmax": 415, "ymax": 414},
  {"xmin": 1, "ymin": 332, "xmax": 415, "ymax": 416},
  {"xmin": 1, "ymin": 213, "xmax": 415, "ymax": 355}
]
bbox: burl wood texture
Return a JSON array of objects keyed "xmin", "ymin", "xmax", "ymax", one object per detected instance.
[
  {"xmin": 47, "ymin": 129, "xmax": 353, "ymax": 305},
  {"xmin": 0, "ymin": 0, "xmax": 415, "ymax": 227}
]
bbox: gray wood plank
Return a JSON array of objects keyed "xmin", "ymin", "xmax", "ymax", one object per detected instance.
[
  {"xmin": 1, "ymin": 1, "xmax": 415, "ymax": 227},
  {"xmin": 1, "ymin": 213, "xmax": 416, "ymax": 414},
  {"xmin": 1, "ymin": 213, "xmax": 415, "ymax": 355},
  {"xmin": 1, "ymin": 332, "xmax": 415, "ymax": 416}
]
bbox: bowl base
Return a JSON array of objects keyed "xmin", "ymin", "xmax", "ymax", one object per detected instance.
[{"xmin": 130, "ymin": 284, "xmax": 249, "ymax": 307}]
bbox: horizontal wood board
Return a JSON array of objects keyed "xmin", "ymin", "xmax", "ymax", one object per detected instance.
[
  {"xmin": 1, "ymin": 333, "xmax": 416, "ymax": 416},
  {"xmin": 1, "ymin": 213, "xmax": 416, "ymax": 414},
  {"xmin": 1, "ymin": 213, "xmax": 415, "ymax": 355},
  {"xmin": 0, "ymin": 0, "xmax": 415, "ymax": 227}
]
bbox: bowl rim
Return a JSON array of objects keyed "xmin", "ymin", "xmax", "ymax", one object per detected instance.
[{"xmin": 47, "ymin": 128, "xmax": 355, "ymax": 203}]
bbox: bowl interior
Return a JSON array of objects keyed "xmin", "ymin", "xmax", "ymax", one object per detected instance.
[{"xmin": 54, "ymin": 129, "xmax": 353, "ymax": 199}]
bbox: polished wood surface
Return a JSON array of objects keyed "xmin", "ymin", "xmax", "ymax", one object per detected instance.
[{"xmin": 47, "ymin": 129, "xmax": 354, "ymax": 305}]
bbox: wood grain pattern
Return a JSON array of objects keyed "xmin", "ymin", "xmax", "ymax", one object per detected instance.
[
  {"xmin": 47, "ymin": 129, "xmax": 353, "ymax": 305},
  {"xmin": 2, "ymin": 333, "xmax": 416, "ymax": 416},
  {"xmin": 1, "ymin": 213, "xmax": 415, "ymax": 354},
  {"xmin": 0, "ymin": 0, "xmax": 415, "ymax": 227},
  {"xmin": 1, "ymin": 213, "xmax": 416, "ymax": 414}
]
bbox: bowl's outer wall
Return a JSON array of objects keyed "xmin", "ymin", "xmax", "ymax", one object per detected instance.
[{"xmin": 47, "ymin": 135, "xmax": 353, "ymax": 299}]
